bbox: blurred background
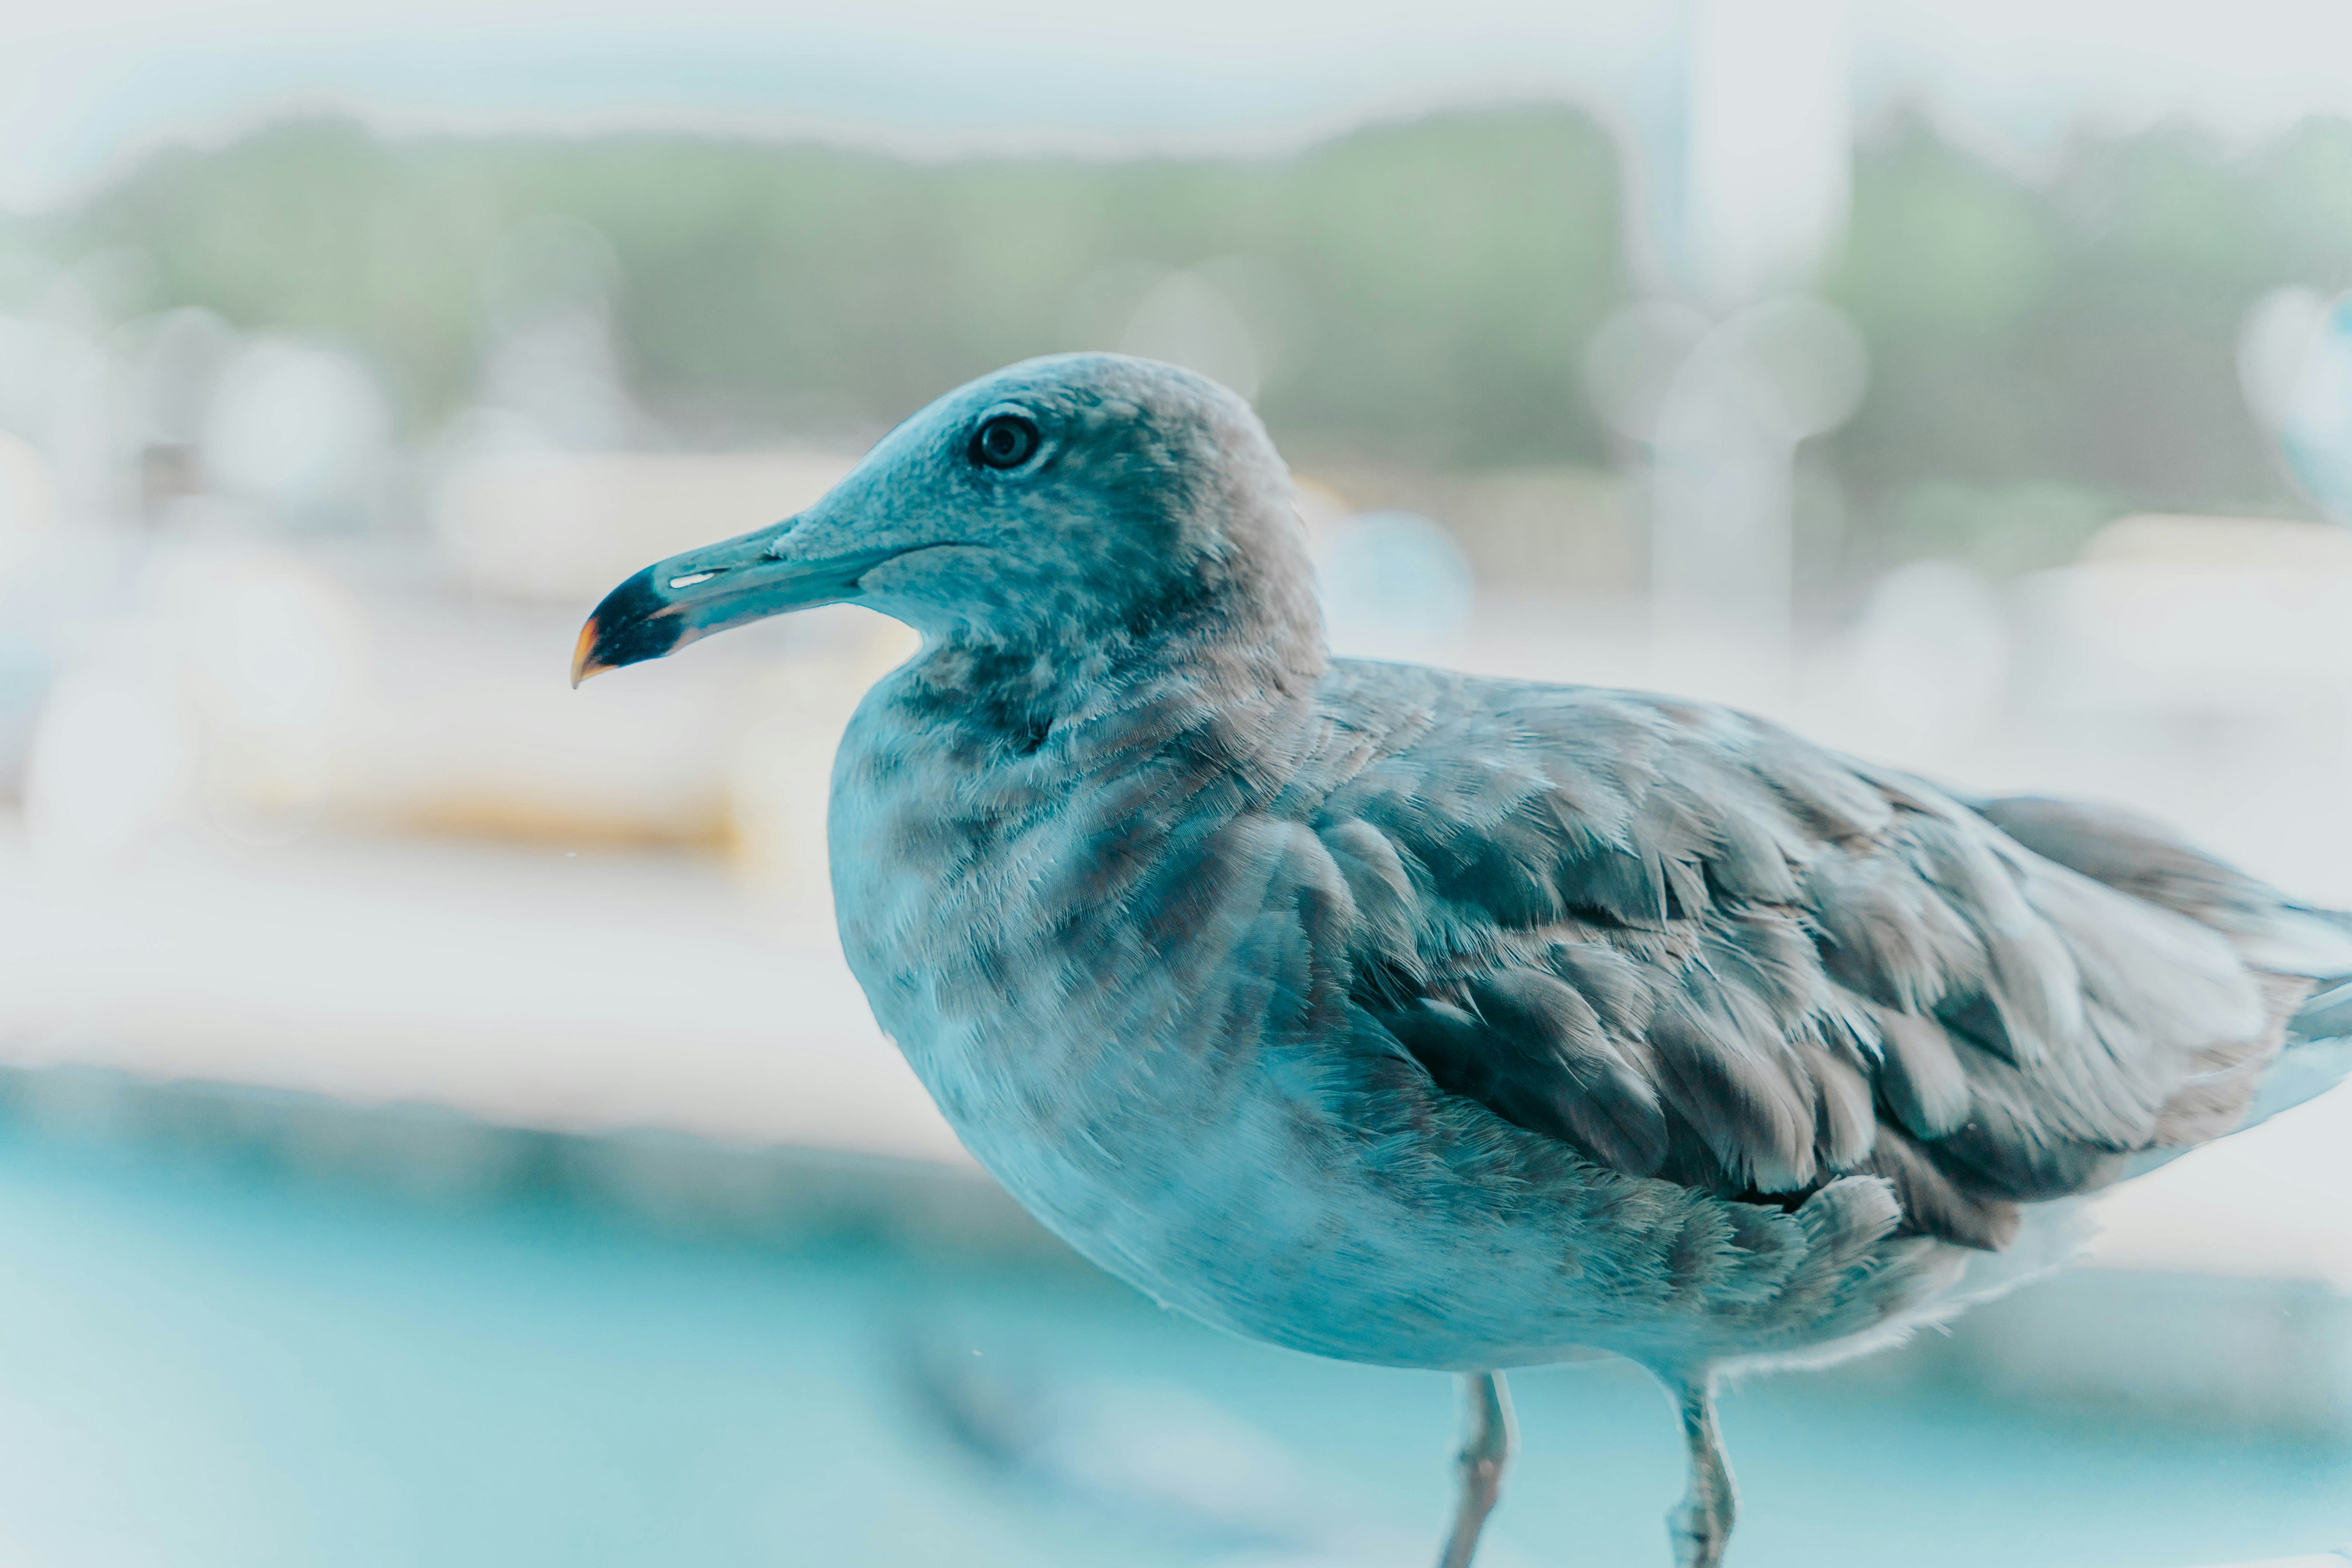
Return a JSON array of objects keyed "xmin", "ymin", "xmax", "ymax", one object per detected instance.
[{"xmin": 1, "ymin": 2, "xmax": 2351, "ymax": 1564}]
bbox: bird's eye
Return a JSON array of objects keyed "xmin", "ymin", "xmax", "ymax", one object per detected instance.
[{"xmin": 970, "ymin": 413, "xmax": 1040, "ymax": 470}]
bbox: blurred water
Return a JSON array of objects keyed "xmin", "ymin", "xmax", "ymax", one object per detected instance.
[{"xmin": 0, "ymin": 1119, "xmax": 2340, "ymax": 1568}]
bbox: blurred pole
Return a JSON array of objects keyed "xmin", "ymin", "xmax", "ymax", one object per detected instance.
[
  {"xmin": 1638, "ymin": 300, "xmax": 1866, "ymax": 707},
  {"xmin": 1680, "ymin": 0, "xmax": 1850, "ymax": 310},
  {"xmin": 1649, "ymin": 330, "xmax": 1798, "ymax": 690},
  {"xmin": 1599, "ymin": 0, "xmax": 1858, "ymax": 712}
]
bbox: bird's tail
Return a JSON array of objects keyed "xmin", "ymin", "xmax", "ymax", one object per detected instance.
[
  {"xmin": 2124, "ymin": 905, "xmax": 2352, "ymax": 1183},
  {"xmin": 2247, "ymin": 970, "xmax": 2352, "ymax": 1128},
  {"xmin": 1967, "ymin": 795, "xmax": 2352, "ymax": 1139},
  {"xmin": 2242, "ymin": 897, "xmax": 2352, "ymax": 1121},
  {"xmin": 2112, "ymin": 897, "xmax": 2352, "ymax": 1184}
]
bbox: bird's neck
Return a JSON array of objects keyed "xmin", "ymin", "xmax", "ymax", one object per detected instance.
[{"xmin": 895, "ymin": 576, "xmax": 1327, "ymax": 763}]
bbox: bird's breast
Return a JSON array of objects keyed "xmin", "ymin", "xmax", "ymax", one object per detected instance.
[
  {"xmin": 818, "ymin": 680, "xmax": 1644, "ymax": 1370},
  {"xmin": 821, "ymin": 695, "xmax": 1384, "ymax": 1311},
  {"xmin": 828, "ymin": 712, "xmax": 1287, "ymax": 1111}
]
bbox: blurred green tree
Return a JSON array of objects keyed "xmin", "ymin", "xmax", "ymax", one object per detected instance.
[
  {"xmin": 56, "ymin": 110, "xmax": 1627, "ymax": 470},
  {"xmin": 31, "ymin": 104, "xmax": 2352, "ymax": 582},
  {"xmin": 1825, "ymin": 110, "xmax": 2352, "ymax": 573}
]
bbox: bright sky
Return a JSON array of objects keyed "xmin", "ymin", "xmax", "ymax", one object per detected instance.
[{"xmin": 7, "ymin": 0, "xmax": 2352, "ymax": 211}]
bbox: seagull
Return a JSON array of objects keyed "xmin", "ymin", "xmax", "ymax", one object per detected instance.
[{"xmin": 574, "ymin": 353, "xmax": 2352, "ymax": 1567}]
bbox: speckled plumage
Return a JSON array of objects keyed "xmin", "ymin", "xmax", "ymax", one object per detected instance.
[{"xmin": 580, "ymin": 353, "xmax": 2352, "ymax": 1564}]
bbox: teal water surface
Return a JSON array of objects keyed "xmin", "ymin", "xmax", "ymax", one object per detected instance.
[{"xmin": 0, "ymin": 1122, "xmax": 2341, "ymax": 1567}]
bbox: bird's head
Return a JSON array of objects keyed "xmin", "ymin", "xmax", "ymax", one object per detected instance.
[{"xmin": 572, "ymin": 353, "xmax": 1317, "ymax": 685}]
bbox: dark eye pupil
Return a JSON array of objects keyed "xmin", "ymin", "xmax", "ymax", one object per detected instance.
[{"xmin": 973, "ymin": 415, "xmax": 1037, "ymax": 469}]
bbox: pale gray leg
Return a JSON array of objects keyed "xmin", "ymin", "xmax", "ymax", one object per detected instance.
[
  {"xmin": 1436, "ymin": 1370, "xmax": 1516, "ymax": 1568},
  {"xmin": 1663, "ymin": 1369, "xmax": 1737, "ymax": 1568}
]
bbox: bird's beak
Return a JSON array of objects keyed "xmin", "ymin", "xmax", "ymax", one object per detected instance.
[{"xmin": 571, "ymin": 519, "xmax": 905, "ymax": 685}]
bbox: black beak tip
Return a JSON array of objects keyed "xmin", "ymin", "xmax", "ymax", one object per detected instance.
[{"xmin": 571, "ymin": 567, "xmax": 682, "ymax": 686}]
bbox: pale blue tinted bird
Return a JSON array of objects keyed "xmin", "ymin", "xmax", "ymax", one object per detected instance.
[{"xmin": 576, "ymin": 355, "xmax": 2352, "ymax": 1567}]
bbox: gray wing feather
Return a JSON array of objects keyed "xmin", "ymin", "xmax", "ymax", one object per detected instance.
[{"xmin": 1305, "ymin": 663, "xmax": 2352, "ymax": 1253}]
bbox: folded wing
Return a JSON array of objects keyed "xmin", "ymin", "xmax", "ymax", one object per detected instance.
[{"xmin": 1308, "ymin": 664, "xmax": 2352, "ymax": 1250}]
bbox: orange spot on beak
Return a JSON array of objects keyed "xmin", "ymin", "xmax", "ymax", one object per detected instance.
[{"xmin": 571, "ymin": 618, "xmax": 609, "ymax": 687}]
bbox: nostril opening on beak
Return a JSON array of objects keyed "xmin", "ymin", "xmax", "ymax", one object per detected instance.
[{"xmin": 668, "ymin": 570, "xmax": 722, "ymax": 590}]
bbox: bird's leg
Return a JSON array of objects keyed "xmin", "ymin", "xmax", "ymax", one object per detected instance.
[
  {"xmin": 1663, "ymin": 1368, "xmax": 1737, "ymax": 1568},
  {"xmin": 1436, "ymin": 1370, "xmax": 1516, "ymax": 1568}
]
